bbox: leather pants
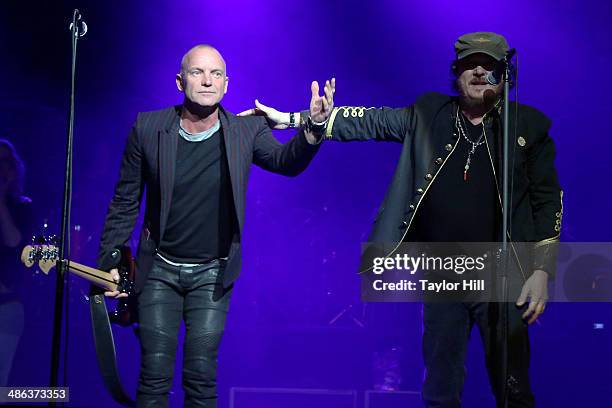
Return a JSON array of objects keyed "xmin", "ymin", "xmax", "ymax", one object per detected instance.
[{"xmin": 136, "ymin": 258, "xmax": 232, "ymax": 408}]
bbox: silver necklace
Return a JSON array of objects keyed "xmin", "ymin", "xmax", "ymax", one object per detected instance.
[{"xmin": 455, "ymin": 110, "xmax": 485, "ymax": 182}]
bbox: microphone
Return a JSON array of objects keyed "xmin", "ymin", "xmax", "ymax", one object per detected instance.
[
  {"xmin": 69, "ymin": 9, "xmax": 88, "ymax": 38},
  {"xmin": 485, "ymin": 48, "xmax": 516, "ymax": 85}
]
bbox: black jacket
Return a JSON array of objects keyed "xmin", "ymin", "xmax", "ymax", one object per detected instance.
[
  {"xmin": 98, "ymin": 105, "xmax": 319, "ymax": 292},
  {"xmin": 324, "ymin": 92, "xmax": 562, "ymax": 280}
]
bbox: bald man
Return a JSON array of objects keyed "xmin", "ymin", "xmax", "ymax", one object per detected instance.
[{"xmin": 98, "ymin": 44, "xmax": 335, "ymax": 408}]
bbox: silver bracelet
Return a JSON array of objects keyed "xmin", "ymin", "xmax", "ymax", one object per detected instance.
[{"xmin": 306, "ymin": 115, "xmax": 328, "ymax": 134}]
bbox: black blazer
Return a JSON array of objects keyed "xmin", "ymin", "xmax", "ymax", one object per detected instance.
[{"xmin": 98, "ymin": 105, "xmax": 319, "ymax": 292}]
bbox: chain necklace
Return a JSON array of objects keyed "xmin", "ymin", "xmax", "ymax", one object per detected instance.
[{"xmin": 455, "ymin": 109, "xmax": 486, "ymax": 182}]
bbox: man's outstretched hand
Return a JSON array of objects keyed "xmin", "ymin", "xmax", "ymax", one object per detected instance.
[
  {"xmin": 237, "ymin": 78, "xmax": 336, "ymax": 128},
  {"xmin": 309, "ymin": 78, "xmax": 335, "ymax": 124},
  {"xmin": 238, "ymin": 99, "xmax": 290, "ymax": 129}
]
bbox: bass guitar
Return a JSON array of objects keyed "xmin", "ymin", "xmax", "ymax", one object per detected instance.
[{"xmin": 20, "ymin": 236, "xmax": 137, "ymax": 406}]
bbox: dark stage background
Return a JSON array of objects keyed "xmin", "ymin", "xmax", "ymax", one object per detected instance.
[{"xmin": 1, "ymin": 0, "xmax": 611, "ymax": 407}]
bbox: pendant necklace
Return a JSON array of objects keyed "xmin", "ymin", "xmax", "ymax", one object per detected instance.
[{"xmin": 456, "ymin": 111, "xmax": 485, "ymax": 182}]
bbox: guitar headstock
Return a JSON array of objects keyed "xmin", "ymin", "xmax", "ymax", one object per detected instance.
[{"xmin": 20, "ymin": 235, "xmax": 59, "ymax": 274}]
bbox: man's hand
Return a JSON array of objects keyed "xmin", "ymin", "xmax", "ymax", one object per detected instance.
[
  {"xmin": 516, "ymin": 269, "xmax": 549, "ymax": 324},
  {"xmin": 310, "ymin": 78, "xmax": 335, "ymax": 123},
  {"xmin": 236, "ymin": 77, "xmax": 336, "ymax": 127},
  {"xmin": 237, "ymin": 100, "xmax": 291, "ymax": 129},
  {"xmin": 103, "ymin": 268, "xmax": 128, "ymax": 298}
]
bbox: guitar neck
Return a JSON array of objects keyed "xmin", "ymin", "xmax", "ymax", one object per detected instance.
[{"xmin": 66, "ymin": 260, "xmax": 118, "ymax": 292}]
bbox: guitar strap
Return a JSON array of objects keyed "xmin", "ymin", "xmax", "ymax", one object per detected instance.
[{"xmin": 89, "ymin": 287, "xmax": 136, "ymax": 407}]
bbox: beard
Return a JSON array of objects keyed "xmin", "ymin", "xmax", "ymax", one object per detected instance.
[
  {"xmin": 461, "ymin": 91, "xmax": 483, "ymax": 109},
  {"xmin": 459, "ymin": 83, "xmax": 500, "ymax": 112}
]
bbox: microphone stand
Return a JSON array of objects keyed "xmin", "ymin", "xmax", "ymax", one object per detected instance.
[
  {"xmin": 49, "ymin": 9, "xmax": 87, "ymax": 406},
  {"xmin": 499, "ymin": 49, "xmax": 513, "ymax": 408}
]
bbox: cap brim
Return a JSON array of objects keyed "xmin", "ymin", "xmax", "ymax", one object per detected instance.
[{"xmin": 457, "ymin": 49, "xmax": 504, "ymax": 61}]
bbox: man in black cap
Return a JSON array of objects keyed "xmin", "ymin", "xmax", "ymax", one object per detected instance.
[{"xmin": 241, "ymin": 32, "xmax": 562, "ymax": 407}]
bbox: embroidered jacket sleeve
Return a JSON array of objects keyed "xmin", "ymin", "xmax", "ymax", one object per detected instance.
[
  {"xmin": 321, "ymin": 105, "xmax": 415, "ymax": 143},
  {"xmin": 523, "ymin": 107, "xmax": 563, "ymax": 277}
]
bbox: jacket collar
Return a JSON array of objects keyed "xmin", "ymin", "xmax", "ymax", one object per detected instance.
[{"xmin": 163, "ymin": 104, "xmax": 237, "ymax": 133}]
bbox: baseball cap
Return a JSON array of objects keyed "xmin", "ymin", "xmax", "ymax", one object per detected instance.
[{"xmin": 454, "ymin": 32, "xmax": 510, "ymax": 61}]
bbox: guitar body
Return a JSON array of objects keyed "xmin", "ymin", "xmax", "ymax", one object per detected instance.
[{"xmin": 107, "ymin": 247, "xmax": 138, "ymax": 326}]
